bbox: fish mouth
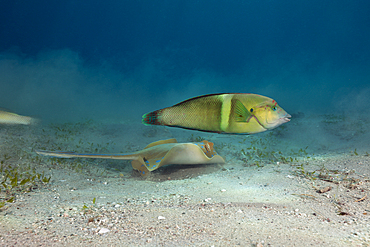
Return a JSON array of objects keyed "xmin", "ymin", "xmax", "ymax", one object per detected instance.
[
  {"xmin": 282, "ymin": 114, "xmax": 291, "ymax": 123},
  {"xmin": 263, "ymin": 113, "xmax": 291, "ymax": 129},
  {"xmin": 269, "ymin": 114, "xmax": 291, "ymax": 124}
]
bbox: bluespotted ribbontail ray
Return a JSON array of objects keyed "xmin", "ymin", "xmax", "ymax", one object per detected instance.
[{"xmin": 36, "ymin": 138, "xmax": 225, "ymax": 176}]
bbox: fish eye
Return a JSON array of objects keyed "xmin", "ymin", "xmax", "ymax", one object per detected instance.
[
  {"xmin": 250, "ymin": 108, "xmax": 254, "ymax": 113},
  {"xmin": 272, "ymin": 106, "xmax": 277, "ymax": 111}
]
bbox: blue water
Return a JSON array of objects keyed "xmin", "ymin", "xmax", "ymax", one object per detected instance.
[{"xmin": 0, "ymin": 0, "xmax": 369, "ymax": 122}]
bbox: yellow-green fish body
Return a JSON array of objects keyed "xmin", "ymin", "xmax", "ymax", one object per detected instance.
[
  {"xmin": 0, "ymin": 110, "xmax": 34, "ymax": 125},
  {"xmin": 142, "ymin": 93, "xmax": 290, "ymax": 134}
]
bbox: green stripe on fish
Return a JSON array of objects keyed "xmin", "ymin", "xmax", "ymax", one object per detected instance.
[{"xmin": 142, "ymin": 93, "xmax": 291, "ymax": 134}]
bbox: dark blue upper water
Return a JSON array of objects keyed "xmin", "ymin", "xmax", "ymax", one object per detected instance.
[{"xmin": 1, "ymin": 0, "xmax": 369, "ymax": 122}]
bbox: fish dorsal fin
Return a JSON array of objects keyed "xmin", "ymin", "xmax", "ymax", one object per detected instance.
[
  {"xmin": 232, "ymin": 99, "xmax": 251, "ymax": 122},
  {"xmin": 144, "ymin": 138, "xmax": 178, "ymax": 149}
]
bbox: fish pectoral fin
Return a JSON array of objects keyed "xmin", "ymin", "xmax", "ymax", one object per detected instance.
[
  {"xmin": 131, "ymin": 158, "xmax": 150, "ymax": 176},
  {"xmin": 233, "ymin": 99, "xmax": 251, "ymax": 122}
]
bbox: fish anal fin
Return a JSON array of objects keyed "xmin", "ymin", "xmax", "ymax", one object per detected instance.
[{"xmin": 144, "ymin": 138, "xmax": 178, "ymax": 149}]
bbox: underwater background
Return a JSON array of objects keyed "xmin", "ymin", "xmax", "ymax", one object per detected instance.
[
  {"xmin": 1, "ymin": 2, "xmax": 370, "ymax": 246},
  {"xmin": 1, "ymin": 0, "xmax": 369, "ymax": 123}
]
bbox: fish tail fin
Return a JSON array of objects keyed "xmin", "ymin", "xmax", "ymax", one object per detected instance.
[
  {"xmin": 29, "ymin": 117, "xmax": 41, "ymax": 125},
  {"xmin": 142, "ymin": 110, "xmax": 163, "ymax": 126}
]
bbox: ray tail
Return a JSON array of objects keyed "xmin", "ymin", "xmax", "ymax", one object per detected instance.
[{"xmin": 35, "ymin": 150, "xmax": 138, "ymax": 160}]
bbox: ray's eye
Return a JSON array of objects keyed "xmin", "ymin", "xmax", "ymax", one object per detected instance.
[
  {"xmin": 250, "ymin": 108, "xmax": 254, "ymax": 113},
  {"xmin": 272, "ymin": 106, "xmax": 277, "ymax": 111}
]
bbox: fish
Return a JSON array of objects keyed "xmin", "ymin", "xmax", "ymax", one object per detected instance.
[
  {"xmin": 142, "ymin": 93, "xmax": 291, "ymax": 134},
  {"xmin": 36, "ymin": 138, "xmax": 225, "ymax": 176},
  {"xmin": 0, "ymin": 110, "xmax": 35, "ymax": 125}
]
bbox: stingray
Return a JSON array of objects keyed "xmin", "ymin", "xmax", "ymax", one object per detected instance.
[{"xmin": 36, "ymin": 139, "xmax": 225, "ymax": 176}]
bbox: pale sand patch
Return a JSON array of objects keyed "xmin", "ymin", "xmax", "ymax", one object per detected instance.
[{"xmin": 0, "ymin": 117, "xmax": 369, "ymax": 246}]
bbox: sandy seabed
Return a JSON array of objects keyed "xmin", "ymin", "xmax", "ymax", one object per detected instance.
[{"xmin": 0, "ymin": 115, "xmax": 369, "ymax": 246}]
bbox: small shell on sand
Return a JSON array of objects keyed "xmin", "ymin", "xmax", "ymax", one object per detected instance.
[{"xmin": 98, "ymin": 228, "xmax": 110, "ymax": 234}]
